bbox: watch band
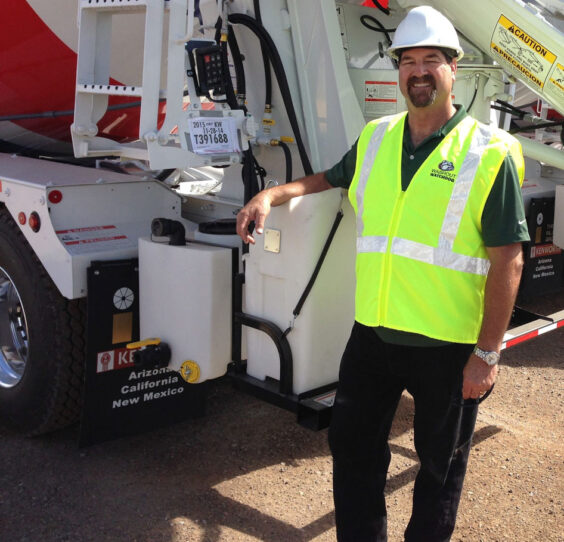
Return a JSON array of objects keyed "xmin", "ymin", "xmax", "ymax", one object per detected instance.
[{"xmin": 473, "ymin": 346, "xmax": 500, "ymax": 366}]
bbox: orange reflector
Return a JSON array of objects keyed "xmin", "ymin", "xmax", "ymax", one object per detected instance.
[{"xmin": 18, "ymin": 212, "xmax": 26, "ymax": 225}]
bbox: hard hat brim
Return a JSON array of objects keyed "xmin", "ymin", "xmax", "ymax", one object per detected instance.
[{"xmin": 387, "ymin": 44, "xmax": 464, "ymax": 62}]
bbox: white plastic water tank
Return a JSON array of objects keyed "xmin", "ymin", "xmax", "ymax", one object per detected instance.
[
  {"xmin": 138, "ymin": 238, "xmax": 232, "ymax": 382},
  {"xmin": 244, "ymin": 188, "xmax": 356, "ymax": 395}
]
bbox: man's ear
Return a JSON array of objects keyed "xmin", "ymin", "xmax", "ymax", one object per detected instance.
[{"xmin": 451, "ymin": 59, "xmax": 458, "ymax": 80}]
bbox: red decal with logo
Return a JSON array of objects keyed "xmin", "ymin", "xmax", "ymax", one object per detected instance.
[
  {"xmin": 530, "ymin": 244, "xmax": 562, "ymax": 258},
  {"xmin": 96, "ymin": 347, "xmax": 137, "ymax": 373}
]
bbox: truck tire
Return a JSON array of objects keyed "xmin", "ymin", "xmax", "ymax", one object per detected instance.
[{"xmin": 0, "ymin": 207, "xmax": 85, "ymax": 435}]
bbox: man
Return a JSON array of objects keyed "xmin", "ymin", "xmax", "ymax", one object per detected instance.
[{"xmin": 236, "ymin": 6, "xmax": 529, "ymax": 541}]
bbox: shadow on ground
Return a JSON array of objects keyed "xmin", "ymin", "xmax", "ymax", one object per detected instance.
[{"xmin": 0, "ymin": 378, "xmax": 507, "ymax": 542}]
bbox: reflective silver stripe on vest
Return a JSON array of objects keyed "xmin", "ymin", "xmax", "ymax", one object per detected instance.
[
  {"xmin": 356, "ymin": 120, "xmax": 391, "ymax": 237},
  {"xmin": 357, "ymin": 236, "xmax": 388, "ymax": 253},
  {"xmin": 356, "ymin": 118, "xmax": 494, "ymax": 276},
  {"xmin": 439, "ymin": 120, "xmax": 492, "ymax": 248},
  {"xmin": 391, "ymin": 238, "xmax": 490, "ymax": 275}
]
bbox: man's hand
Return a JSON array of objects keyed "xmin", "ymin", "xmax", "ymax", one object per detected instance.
[
  {"xmin": 462, "ymin": 354, "xmax": 498, "ymax": 400},
  {"xmin": 236, "ymin": 192, "xmax": 272, "ymax": 244},
  {"xmin": 463, "ymin": 243, "xmax": 523, "ymax": 401},
  {"xmin": 235, "ymin": 172, "xmax": 333, "ymax": 244}
]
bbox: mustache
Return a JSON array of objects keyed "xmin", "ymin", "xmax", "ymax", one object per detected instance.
[{"xmin": 407, "ymin": 75, "xmax": 435, "ymax": 88}]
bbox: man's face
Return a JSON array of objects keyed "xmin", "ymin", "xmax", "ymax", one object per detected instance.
[{"xmin": 398, "ymin": 48, "xmax": 457, "ymax": 109}]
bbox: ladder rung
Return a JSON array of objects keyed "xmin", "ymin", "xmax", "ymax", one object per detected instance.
[
  {"xmin": 77, "ymin": 84, "xmax": 144, "ymax": 97},
  {"xmin": 80, "ymin": 0, "xmax": 149, "ymax": 11}
]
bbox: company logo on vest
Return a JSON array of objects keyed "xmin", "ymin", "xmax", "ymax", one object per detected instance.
[
  {"xmin": 430, "ymin": 160, "xmax": 456, "ymax": 182},
  {"xmin": 438, "ymin": 160, "xmax": 455, "ymax": 171}
]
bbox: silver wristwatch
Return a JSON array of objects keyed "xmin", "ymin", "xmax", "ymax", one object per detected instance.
[{"xmin": 473, "ymin": 346, "xmax": 500, "ymax": 366}]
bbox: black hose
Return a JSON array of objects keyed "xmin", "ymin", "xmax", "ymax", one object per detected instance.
[
  {"xmin": 228, "ymin": 13, "xmax": 313, "ymax": 176},
  {"xmin": 242, "ymin": 147, "xmax": 261, "ymax": 202},
  {"xmin": 253, "ymin": 0, "xmax": 273, "ymax": 107},
  {"xmin": 509, "ymin": 120, "xmax": 564, "ymax": 134},
  {"xmin": 227, "ymin": 26, "xmax": 246, "ymax": 102},
  {"xmin": 0, "ymin": 100, "xmax": 151, "ymax": 122},
  {"xmin": 491, "ymin": 104, "xmax": 517, "ymax": 117},
  {"xmin": 278, "ymin": 141, "xmax": 292, "ymax": 183},
  {"xmin": 496, "ymin": 99, "xmax": 527, "ymax": 119},
  {"xmin": 466, "ymin": 85, "xmax": 479, "ymax": 113},
  {"xmin": 360, "ymin": 15, "xmax": 395, "ymax": 46},
  {"xmin": 220, "ymin": 38, "xmax": 239, "ymax": 110},
  {"xmin": 253, "ymin": 156, "xmax": 267, "ymax": 191},
  {"xmin": 370, "ymin": 0, "xmax": 390, "ymax": 16}
]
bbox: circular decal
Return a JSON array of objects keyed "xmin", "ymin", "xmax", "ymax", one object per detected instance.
[
  {"xmin": 536, "ymin": 212, "xmax": 544, "ymax": 226},
  {"xmin": 113, "ymin": 287, "xmax": 134, "ymax": 310},
  {"xmin": 180, "ymin": 360, "xmax": 200, "ymax": 383}
]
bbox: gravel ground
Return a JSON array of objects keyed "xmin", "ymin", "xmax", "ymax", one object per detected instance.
[{"xmin": 0, "ymin": 292, "xmax": 562, "ymax": 542}]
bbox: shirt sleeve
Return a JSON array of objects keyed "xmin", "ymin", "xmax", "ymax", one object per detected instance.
[
  {"xmin": 324, "ymin": 139, "xmax": 359, "ymax": 189},
  {"xmin": 481, "ymin": 153, "xmax": 530, "ymax": 247}
]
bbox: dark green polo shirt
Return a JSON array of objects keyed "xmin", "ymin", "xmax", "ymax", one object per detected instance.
[{"xmin": 325, "ymin": 106, "xmax": 530, "ymax": 346}]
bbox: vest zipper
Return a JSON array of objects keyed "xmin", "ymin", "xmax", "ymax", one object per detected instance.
[{"xmin": 380, "ymin": 191, "xmax": 407, "ymax": 322}]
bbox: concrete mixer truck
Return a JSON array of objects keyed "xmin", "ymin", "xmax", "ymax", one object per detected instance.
[{"xmin": 0, "ymin": 0, "xmax": 562, "ymax": 444}]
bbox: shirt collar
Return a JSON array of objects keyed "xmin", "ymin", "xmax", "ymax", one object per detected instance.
[{"xmin": 404, "ymin": 105, "xmax": 468, "ymax": 152}]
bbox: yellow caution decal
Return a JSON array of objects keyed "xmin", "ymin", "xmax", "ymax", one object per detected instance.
[
  {"xmin": 180, "ymin": 360, "xmax": 201, "ymax": 383},
  {"xmin": 490, "ymin": 15, "xmax": 556, "ymax": 89},
  {"xmin": 548, "ymin": 63, "xmax": 564, "ymax": 94}
]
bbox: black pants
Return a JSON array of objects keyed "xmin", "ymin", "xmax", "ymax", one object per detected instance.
[{"xmin": 328, "ymin": 322, "xmax": 478, "ymax": 542}]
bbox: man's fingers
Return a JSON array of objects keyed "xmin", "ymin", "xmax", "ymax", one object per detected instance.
[
  {"xmin": 462, "ymin": 383, "xmax": 475, "ymax": 400},
  {"xmin": 236, "ymin": 195, "xmax": 271, "ymax": 243},
  {"xmin": 236, "ymin": 211, "xmax": 252, "ymax": 242},
  {"xmin": 254, "ymin": 212, "xmax": 267, "ymax": 234}
]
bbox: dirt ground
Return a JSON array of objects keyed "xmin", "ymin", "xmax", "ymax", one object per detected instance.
[{"xmin": 0, "ymin": 292, "xmax": 562, "ymax": 542}]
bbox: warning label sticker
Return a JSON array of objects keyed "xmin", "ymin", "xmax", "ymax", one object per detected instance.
[
  {"xmin": 490, "ymin": 15, "xmax": 556, "ymax": 89},
  {"xmin": 547, "ymin": 63, "xmax": 564, "ymax": 96},
  {"xmin": 56, "ymin": 225, "xmax": 135, "ymax": 255},
  {"xmin": 365, "ymin": 81, "xmax": 397, "ymax": 116}
]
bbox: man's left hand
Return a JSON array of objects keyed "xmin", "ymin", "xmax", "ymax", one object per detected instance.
[{"xmin": 462, "ymin": 354, "xmax": 499, "ymax": 400}]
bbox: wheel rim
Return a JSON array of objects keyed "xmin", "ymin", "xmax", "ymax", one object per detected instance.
[{"xmin": 0, "ymin": 267, "xmax": 29, "ymax": 388}]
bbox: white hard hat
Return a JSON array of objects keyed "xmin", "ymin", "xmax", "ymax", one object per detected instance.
[{"xmin": 387, "ymin": 6, "xmax": 464, "ymax": 61}]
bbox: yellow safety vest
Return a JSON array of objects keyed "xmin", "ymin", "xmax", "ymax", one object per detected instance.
[{"xmin": 348, "ymin": 112, "xmax": 524, "ymax": 343}]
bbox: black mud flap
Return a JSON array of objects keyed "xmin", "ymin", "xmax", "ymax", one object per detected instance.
[{"xmin": 79, "ymin": 259, "xmax": 207, "ymax": 447}]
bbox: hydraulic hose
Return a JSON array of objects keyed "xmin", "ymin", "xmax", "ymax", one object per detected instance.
[
  {"xmin": 213, "ymin": 17, "xmax": 261, "ymax": 203},
  {"xmin": 509, "ymin": 120, "xmax": 564, "ymax": 134},
  {"xmin": 228, "ymin": 13, "xmax": 313, "ymax": 176},
  {"xmin": 253, "ymin": 0, "xmax": 273, "ymax": 108},
  {"xmin": 242, "ymin": 146, "xmax": 261, "ymax": 202},
  {"xmin": 227, "ymin": 25, "xmax": 246, "ymax": 105},
  {"xmin": 370, "ymin": 0, "xmax": 390, "ymax": 16},
  {"xmin": 277, "ymin": 141, "xmax": 292, "ymax": 184},
  {"xmin": 495, "ymin": 99, "xmax": 526, "ymax": 119},
  {"xmin": 360, "ymin": 15, "xmax": 395, "ymax": 46}
]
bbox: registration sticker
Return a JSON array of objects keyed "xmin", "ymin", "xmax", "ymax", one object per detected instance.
[{"xmin": 187, "ymin": 117, "xmax": 240, "ymax": 155}]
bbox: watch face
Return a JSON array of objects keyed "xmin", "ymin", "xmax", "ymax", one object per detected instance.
[
  {"xmin": 475, "ymin": 347, "xmax": 499, "ymax": 365},
  {"xmin": 485, "ymin": 352, "xmax": 498, "ymax": 365}
]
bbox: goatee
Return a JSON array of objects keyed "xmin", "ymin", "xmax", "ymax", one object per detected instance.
[{"xmin": 407, "ymin": 75, "xmax": 437, "ymax": 108}]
